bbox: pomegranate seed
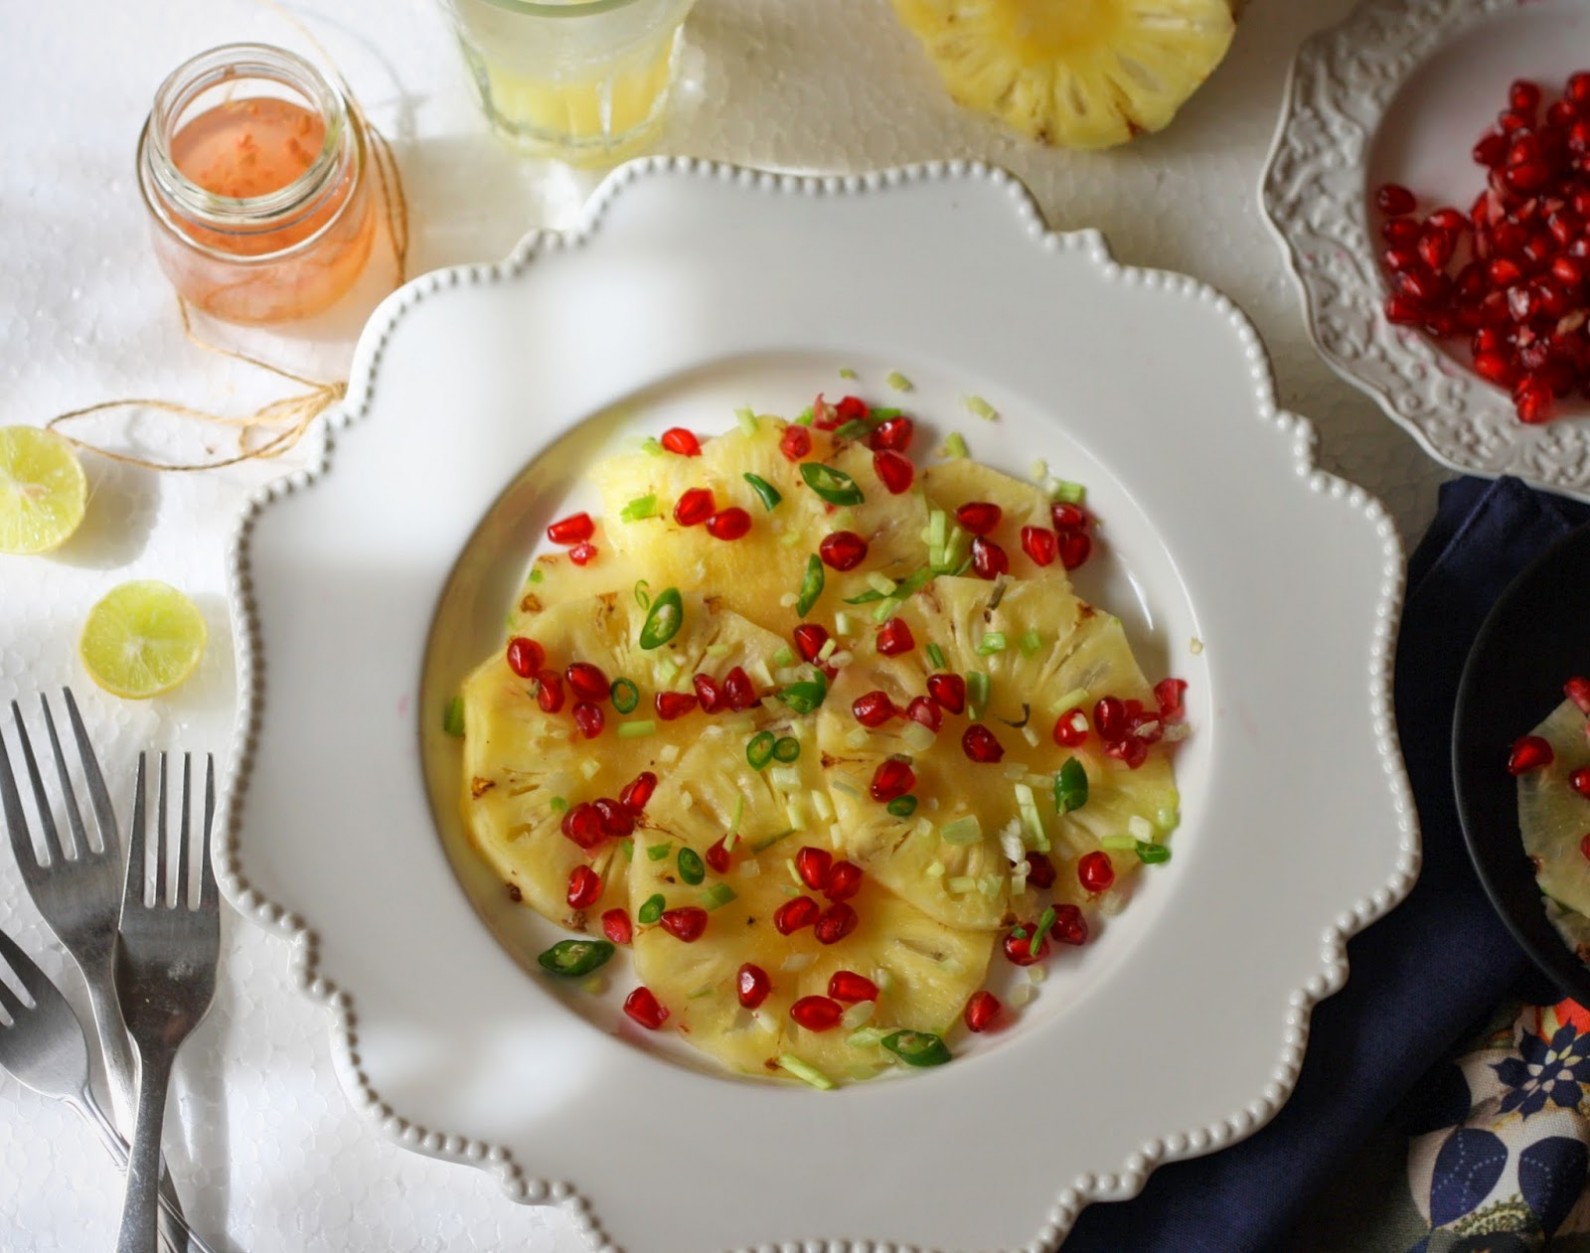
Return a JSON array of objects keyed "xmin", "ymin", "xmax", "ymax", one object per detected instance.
[
  {"xmin": 546, "ymin": 512, "xmax": 594, "ymax": 545},
  {"xmin": 505, "ymin": 637, "xmax": 544, "ymax": 678},
  {"xmin": 970, "ymin": 536, "xmax": 1010, "ymax": 579},
  {"xmin": 814, "ymin": 902, "xmax": 859, "ymax": 945},
  {"xmin": 820, "ymin": 530, "xmax": 869, "ymax": 571},
  {"xmin": 812, "ymin": 395, "xmax": 841, "ymax": 430},
  {"xmin": 774, "ymin": 896, "xmax": 820, "ymax": 935},
  {"xmin": 560, "ymin": 802, "xmax": 604, "ymax": 849},
  {"xmin": 654, "ymin": 690, "xmax": 698, "ymax": 720},
  {"xmin": 1498, "ymin": 108, "xmax": 1532, "ymax": 133},
  {"xmin": 1058, "ymin": 530, "xmax": 1092, "ymax": 571},
  {"xmin": 660, "ymin": 907, "xmax": 708, "ymax": 943},
  {"xmin": 962, "ymin": 723, "xmax": 1004, "ymax": 763},
  {"xmin": 956, "ymin": 501, "xmax": 1003, "ymax": 536},
  {"xmin": 624, "ymin": 986, "xmax": 669, "ymax": 1030},
  {"xmin": 796, "ymin": 846, "xmax": 833, "ymax": 891},
  {"xmin": 693, "ymin": 672, "xmax": 724, "ymax": 712},
  {"xmin": 873, "ymin": 449, "xmax": 915, "ymax": 494},
  {"xmin": 1155, "ymin": 677, "xmax": 1188, "ymax": 722},
  {"xmin": 1417, "ymin": 230, "xmax": 1454, "ymax": 271},
  {"xmin": 1474, "ymin": 132, "xmax": 1507, "ymax": 167},
  {"xmin": 1078, "ymin": 850, "xmax": 1116, "ymax": 893},
  {"xmin": 1024, "ymin": 851, "xmax": 1056, "ymax": 889},
  {"xmin": 927, "ymin": 673, "xmax": 966, "ymax": 714},
  {"xmin": 964, "ymin": 990, "xmax": 1002, "ymax": 1033},
  {"xmin": 789, "ymin": 996, "xmax": 843, "ymax": 1031},
  {"xmin": 1474, "ymin": 350, "xmax": 1515, "ymax": 385},
  {"xmin": 593, "ymin": 797, "xmax": 634, "ymax": 838},
  {"xmin": 707, "ymin": 507, "xmax": 752, "ymax": 541},
  {"xmin": 1428, "ymin": 207, "xmax": 1468, "ymax": 235},
  {"xmin": 1384, "ymin": 293, "xmax": 1425, "ymax": 325},
  {"xmin": 567, "ymin": 865, "xmax": 602, "ymax": 909},
  {"xmin": 1515, "ymin": 373, "xmax": 1555, "ymax": 423},
  {"xmin": 569, "ymin": 542, "xmax": 598, "ymax": 566},
  {"xmin": 566, "ymin": 662, "xmax": 609, "ymax": 702},
  {"xmin": 660, "ymin": 427, "xmax": 701, "ymax": 456},
  {"xmin": 1566, "ymin": 676, "xmax": 1590, "ymax": 714},
  {"xmin": 1397, "ymin": 267, "xmax": 1449, "ymax": 304},
  {"xmin": 1510, "ymin": 80, "xmax": 1541, "ymax": 114},
  {"xmin": 1129, "ymin": 710, "xmax": 1165, "ymax": 744},
  {"xmin": 1050, "ymin": 903, "xmax": 1089, "ymax": 946},
  {"xmin": 1384, "ymin": 217, "xmax": 1423, "ymax": 245},
  {"xmin": 793, "ymin": 623, "xmax": 830, "ymax": 663},
  {"xmin": 824, "ymin": 861, "xmax": 863, "ymax": 902},
  {"xmin": 1375, "ymin": 183, "xmax": 1417, "ymax": 216},
  {"xmin": 737, "ymin": 963, "xmax": 771, "ymax": 1009},
  {"xmin": 1105, "ymin": 735, "xmax": 1149, "ymax": 769},
  {"xmin": 1051, "ymin": 502, "xmax": 1089, "ymax": 532},
  {"xmin": 876, "ymin": 617, "xmax": 916, "ymax": 656},
  {"xmin": 870, "ymin": 415, "xmax": 914, "ymax": 452},
  {"xmin": 852, "ymin": 690, "xmax": 897, "ymax": 727},
  {"xmin": 572, "ymin": 702, "xmax": 605, "ymax": 739},
  {"xmin": 1021, "ymin": 526, "xmax": 1058, "ymax": 567},
  {"xmin": 780, "ymin": 425, "xmax": 812, "ymax": 461},
  {"xmin": 906, "ymin": 695, "xmax": 942, "ymax": 732},
  {"xmin": 1002, "ymin": 926, "xmax": 1049, "ymax": 966},
  {"xmin": 1094, "ymin": 696, "xmax": 1127, "ymax": 742},
  {"xmin": 829, "ymin": 970, "xmax": 879, "ymax": 1003},
  {"xmin": 613, "ymin": 772, "xmax": 651, "ymax": 810},
  {"xmin": 722, "ymin": 666, "xmax": 757, "ymax": 711},
  {"xmin": 1053, "ymin": 708, "xmax": 1089, "ymax": 747},
  {"xmin": 1572, "ymin": 768, "xmax": 1590, "ymax": 798},
  {"xmin": 836, "ymin": 395, "xmax": 870, "ymax": 422},
  {"xmin": 705, "ymin": 838, "xmax": 731, "ymax": 874},
  {"xmin": 1570, "ymin": 72, "xmax": 1590, "ymax": 106},
  {"xmin": 535, "ymin": 669, "xmax": 565, "ymax": 713},
  {"xmin": 602, "ymin": 908, "xmax": 633, "ymax": 945},
  {"xmin": 1508, "ymin": 734, "xmax": 1555, "ymax": 774},
  {"xmin": 674, "ymin": 487, "xmax": 715, "ymax": 527},
  {"xmin": 870, "ymin": 758, "xmax": 916, "ymax": 802},
  {"xmin": 1507, "ymin": 160, "xmax": 1553, "ymax": 194}
]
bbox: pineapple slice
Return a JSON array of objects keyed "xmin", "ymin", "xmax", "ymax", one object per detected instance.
[
  {"xmin": 921, "ymin": 458, "xmax": 1072, "ymax": 583},
  {"xmin": 891, "ymin": 0, "xmax": 1237, "ymax": 150},
  {"xmin": 817, "ymin": 575, "xmax": 1177, "ymax": 929},
  {"xmin": 505, "ymin": 521, "xmax": 644, "ymax": 637},
  {"xmin": 1519, "ymin": 699, "xmax": 1590, "ymax": 928},
  {"xmin": 632, "ymin": 734, "xmax": 992, "ymax": 1081},
  {"xmin": 460, "ymin": 590, "xmax": 785, "ymax": 929},
  {"xmin": 591, "ymin": 421, "xmax": 929, "ymax": 640}
]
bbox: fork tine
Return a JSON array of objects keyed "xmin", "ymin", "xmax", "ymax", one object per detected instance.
[
  {"xmin": 63, "ymin": 688, "xmax": 118, "ymax": 857},
  {"xmin": 200, "ymin": 754, "xmax": 218, "ymax": 913},
  {"xmin": 39, "ymin": 696, "xmax": 86, "ymax": 861},
  {"xmin": 11, "ymin": 703, "xmax": 66, "ymax": 870},
  {"xmin": 0, "ymin": 965, "xmax": 24, "ymax": 1021},
  {"xmin": 0, "ymin": 929, "xmax": 58, "ymax": 1010},
  {"xmin": 0, "ymin": 716, "xmax": 42, "ymax": 886},
  {"xmin": 123, "ymin": 754, "xmax": 147, "ymax": 913},
  {"xmin": 177, "ymin": 754, "xmax": 192, "ymax": 909},
  {"xmin": 155, "ymin": 753, "xmax": 169, "ymax": 908}
]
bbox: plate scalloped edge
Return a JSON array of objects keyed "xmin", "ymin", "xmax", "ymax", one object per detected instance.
[{"xmin": 217, "ymin": 154, "xmax": 1420, "ymax": 1253}]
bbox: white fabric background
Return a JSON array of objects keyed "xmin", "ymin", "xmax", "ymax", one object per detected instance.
[{"xmin": 0, "ymin": 0, "xmax": 1445, "ymax": 1248}]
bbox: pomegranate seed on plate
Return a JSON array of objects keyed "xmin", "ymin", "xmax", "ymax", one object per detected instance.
[
  {"xmin": 812, "ymin": 395, "xmax": 841, "ymax": 430},
  {"xmin": 1105, "ymin": 735, "xmax": 1149, "ymax": 769},
  {"xmin": 1384, "ymin": 293, "xmax": 1424, "ymax": 325},
  {"xmin": 654, "ymin": 690, "xmax": 698, "ymax": 720},
  {"xmin": 660, "ymin": 427, "xmax": 701, "ymax": 456},
  {"xmin": 970, "ymin": 536, "xmax": 1009, "ymax": 579},
  {"xmin": 1383, "ymin": 245, "xmax": 1419, "ymax": 273},
  {"xmin": 852, "ymin": 690, "xmax": 896, "ymax": 727},
  {"xmin": 906, "ymin": 696, "xmax": 942, "ymax": 732},
  {"xmin": 1025, "ymin": 851, "xmax": 1057, "ymax": 890},
  {"xmin": 1375, "ymin": 183, "xmax": 1417, "ymax": 216},
  {"xmin": 1078, "ymin": 850, "xmax": 1116, "ymax": 894},
  {"xmin": 927, "ymin": 673, "xmax": 966, "ymax": 714},
  {"xmin": 1417, "ymin": 231, "xmax": 1453, "ymax": 271},
  {"xmin": 569, "ymin": 542, "xmax": 598, "ymax": 566},
  {"xmin": 693, "ymin": 672, "xmax": 724, "ymax": 712},
  {"xmin": 1021, "ymin": 526, "xmax": 1058, "ymax": 567},
  {"xmin": 660, "ymin": 907, "xmax": 708, "ymax": 943},
  {"xmin": 1566, "ymin": 676, "xmax": 1590, "ymax": 714},
  {"xmin": 722, "ymin": 666, "xmax": 757, "ymax": 710},
  {"xmin": 1383, "ymin": 217, "xmax": 1422, "ymax": 245},
  {"xmin": 824, "ymin": 861, "xmax": 863, "ymax": 902},
  {"xmin": 1507, "ymin": 734, "xmax": 1555, "ymax": 774},
  {"xmin": 956, "ymin": 501, "xmax": 1002, "ymax": 535},
  {"xmin": 1571, "ymin": 768, "xmax": 1590, "ymax": 799},
  {"xmin": 820, "ymin": 530, "xmax": 869, "ymax": 571},
  {"xmin": 873, "ymin": 449, "xmax": 915, "ymax": 494},
  {"xmin": 814, "ymin": 902, "xmax": 859, "ymax": 945},
  {"xmin": 535, "ymin": 669, "xmax": 565, "ymax": 713},
  {"xmin": 602, "ymin": 908, "xmax": 633, "ymax": 945},
  {"xmin": 829, "ymin": 970, "xmax": 879, "ymax": 1003},
  {"xmin": 1002, "ymin": 926, "xmax": 1049, "ymax": 967},
  {"xmin": 572, "ymin": 702, "xmax": 605, "ymax": 739},
  {"xmin": 1050, "ymin": 903, "xmax": 1089, "ymax": 946},
  {"xmin": 1514, "ymin": 374, "xmax": 1555, "ymax": 424},
  {"xmin": 836, "ymin": 395, "xmax": 870, "ymax": 422},
  {"xmin": 876, "ymin": 617, "xmax": 915, "ymax": 656},
  {"xmin": 869, "ymin": 758, "xmax": 916, "ymax": 803},
  {"xmin": 593, "ymin": 798, "xmax": 634, "ymax": 838},
  {"xmin": 796, "ymin": 846, "xmax": 833, "ymax": 891},
  {"xmin": 964, "ymin": 990, "xmax": 1002, "ymax": 1033},
  {"xmin": 1058, "ymin": 530, "xmax": 1092, "ymax": 571},
  {"xmin": 624, "ymin": 986, "xmax": 669, "ymax": 1030},
  {"xmin": 505, "ymin": 636, "xmax": 544, "ymax": 678},
  {"xmin": 789, "ymin": 996, "xmax": 843, "ymax": 1031},
  {"xmin": 674, "ymin": 488, "xmax": 715, "ymax": 527},
  {"xmin": 1053, "ymin": 708, "xmax": 1089, "ymax": 747},
  {"xmin": 566, "ymin": 865, "xmax": 602, "ymax": 909},
  {"xmin": 793, "ymin": 623, "xmax": 829, "ymax": 663},
  {"xmin": 707, "ymin": 507, "xmax": 752, "ymax": 540},
  {"xmin": 1154, "ymin": 677, "xmax": 1188, "ymax": 722},
  {"xmin": 774, "ymin": 896, "xmax": 820, "ymax": 935},
  {"xmin": 780, "ymin": 425, "xmax": 812, "ymax": 461},
  {"xmin": 565, "ymin": 662, "xmax": 609, "ymax": 702},
  {"xmin": 546, "ymin": 512, "xmax": 593, "ymax": 545},
  {"xmin": 620, "ymin": 771, "xmax": 657, "ymax": 812},
  {"xmin": 1474, "ymin": 132, "xmax": 1506, "ymax": 167},
  {"xmin": 737, "ymin": 963, "xmax": 771, "ymax": 1009},
  {"xmin": 870, "ymin": 415, "xmax": 914, "ymax": 452},
  {"xmin": 561, "ymin": 802, "xmax": 604, "ymax": 849},
  {"xmin": 705, "ymin": 838, "xmax": 731, "ymax": 874},
  {"xmin": 1510, "ymin": 79, "xmax": 1541, "ymax": 114},
  {"xmin": 962, "ymin": 724, "xmax": 1004, "ymax": 763}
]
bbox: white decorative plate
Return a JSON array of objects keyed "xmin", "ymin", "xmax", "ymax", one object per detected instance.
[
  {"xmin": 221, "ymin": 157, "xmax": 1416, "ymax": 1252},
  {"xmin": 1263, "ymin": 0, "xmax": 1590, "ymax": 500}
]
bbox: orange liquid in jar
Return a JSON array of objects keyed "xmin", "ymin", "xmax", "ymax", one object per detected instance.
[{"xmin": 172, "ymin": 97, "xmax": 325, "ymax": 202}]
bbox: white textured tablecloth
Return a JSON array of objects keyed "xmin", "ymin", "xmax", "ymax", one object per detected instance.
[{"xmin": 1, "ymin": 1, "xmax": 1445, "ymax": 1248}]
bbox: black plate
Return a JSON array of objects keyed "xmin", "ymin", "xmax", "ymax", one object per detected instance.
[{"xmin": 1454, "ymin": 521, "xmax": 1590, "ymax": 1006}]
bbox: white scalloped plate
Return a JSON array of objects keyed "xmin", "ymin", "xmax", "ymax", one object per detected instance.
[
  {"xmin": 220, "ymin": 158, "xmax": 1416, "ymax": 1253},
  {"xmin": 1263, "ymin": 0, "xmax": 1590, "ymax": 500}
]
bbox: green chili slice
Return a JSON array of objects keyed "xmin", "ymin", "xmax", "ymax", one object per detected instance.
[
  {"xmin": 882, "ymin": 1029, "xmax": 952, "ymax": 1068},
  {"xmin": 778, "ymin": 671, "xmax": 828, "ymax": 715},
  {"xmin": 638, "ymin": 893, "xmax": 666, "ymax": 925},
  {"xmin": 677, "ymin": 847, "xmax": 706, "ymax": 885},
  {"xmin": 647, "ymin": 842, "xmax": 673, "ymax": 861},
  {"xmin": 843, "ymin": 589, "xmax": 887, "ymax": 605},
  {"xmin": 1137, "ymin": 841, "xmax": 1171, "ymax": 865},
  {"xmin": 799, "ymin": 462, "xmax": 865, "ymax": 506},
  {"xmin": 702, "ymin": 882, "xmax": 737, "ymax": 910},
  {"xmin": 610, "ymin": 678, "xmax": 640, "ymax": 714},
  {"xmin": 886, "ymin": 795, "xmax": 918, "ymax": 818},
  {"xmin": 442, "ymin": 696, "xmax": 465, "ymax": 737},
  {"xmin": 634, "ymin": 579, "xmax": 651, "ymax": 609},
  {"xmin": 537, "ymin": 939, "xmax": 615, "ymax": 978},
  {"xmin": 834, "ymin": 419, "xmax": 872, "ymax": 441},
  {"xmin": 747, "ymin": 731, "xmax": 777, "ymax": 770},
  {"xmin": 1055, "ymin": 757, "xmax": 1089, "ymax": 814},
  {"xmin": 772, "ymin": 736, "xmax": 801, "ymax": 763},
  {"xmin": 639, "ymin": 587, "xmax": 684, "ymax": 649},
  {"xmin": 744, "ymin": 472, "xmax": 783, "ymax": 511},
  {"xmin": 796, "ymin": 554, "xmax": 825, "ymax": 617}
]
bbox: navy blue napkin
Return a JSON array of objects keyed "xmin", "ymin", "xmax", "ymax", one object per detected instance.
[{"xmin": 1061, "ymin": 477, "xmax": 1590, "ymax": 1253}]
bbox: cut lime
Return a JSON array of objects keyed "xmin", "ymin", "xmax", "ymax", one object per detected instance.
[
  {"xmin": 79, "ymin": 581, "xmax": 207, "ymax": 700},
  {"xmin": 0, "ymin": 426, "xmax": 87, "ymax": 554}
]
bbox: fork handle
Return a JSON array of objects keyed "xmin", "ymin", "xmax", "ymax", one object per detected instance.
[{"xmin": 116, "ymin": 1051, "xmax": 177, "ymax": 1253}]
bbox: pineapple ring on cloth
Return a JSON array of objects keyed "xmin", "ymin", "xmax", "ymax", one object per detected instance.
[
  {"xmin": 592, "ymin": 420, "xmax": 929, "ymax": 640},
  {"xmin": 890, "ymin": 0, "xmax": 1238, "ymax": 151},
  {"xmin": 1520, "ymin": 699, "xmax": 1590, "ymax": 945},
  {"xmin": 817, "ymin": 576, "xmax": 1179, "ymax": 930},
  {"xmin": 460, "ymin": 590, "xmax": 786, "ymax": 929},
  {"xmin": 631, "ymin": 734, "xmax": 992, "ymax": 1081}
]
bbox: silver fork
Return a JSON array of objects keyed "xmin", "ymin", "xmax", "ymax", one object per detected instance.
[
  {"xmin": 116, "ymin": 752, "xmax": 221, "ymax": 1253},
  {"xmin": 0, "ymin": 691, "xmax": 195, "ymax": 1251},
  {"xmin": 0, "ymin": 925, "xmax": 216, "ymax": 1251}
]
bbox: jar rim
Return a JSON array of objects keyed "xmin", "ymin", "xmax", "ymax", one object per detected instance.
[{"xmin": 142, "ymin": 42, "xmax": 350, "ymax": 228}]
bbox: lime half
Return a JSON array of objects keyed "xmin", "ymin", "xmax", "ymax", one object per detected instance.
[
  {"xmin": 80, "ymin": 581, "xmax": 207, "ymax": 700},
  {"xmin": 0, "ymin": 426, "xmax": 87, "ymax": 554}
]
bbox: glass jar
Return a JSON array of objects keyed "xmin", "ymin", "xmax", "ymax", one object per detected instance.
[{"xmin": 136, "ymin": 44, "xmax": 377, "ymax": 325}]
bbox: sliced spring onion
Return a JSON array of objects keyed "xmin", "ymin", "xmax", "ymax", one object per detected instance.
[
  {"xmin": 640, "ymin": 436, "xmax": 664, "ymax": 456},
  {"xmin": 885, "ymin": 370, "xmax": 913, "ymax": 392},
  {"xmin": 549, "ymin": 796, "xmax": 569, "ymax": 813},
  {"xmin": 887, "ymin": 795, "xmax": 918, "ymax": 819},
  {"xmin": 834, "ymin": 419, "xmax": 872, "ymax": 441},
  {"xmin": 633, "ymin": 579, "xmax": 651, "ymax": 609},
  {"xmin": 942, "ymin": 431, "xmax": 969, "ymax": 459},
  {"xmin": 620, "ymin": 494, "xmax": 658, "ymax": 522},
  {"xmin": 1018, "ymin": 630, "xmax": 1042, "ymax": 658},
  {"xmin": 637, "ymin": 894, "xmax": 666, "ymax": 925},
  {"xmin": 1100, "ymin": 834, "xmax": 1138, "ymax": 851},
  {"xmin": 778, "ymin": 671, "xmax": 828, "ymax": 715},
  {"xmin": 1050, "ymin": 479, "xmax": 1087, "ymax": 504},
  {"xmin": 528, "ymin": 568, "xmax": 544, "ymax": 584},
  {"xmin": 744, "ymin": 472, "xmax": 783, "ymax": 510},
  {"xmin": 844, "ymin": 590, "xmax": 886, "ymax": 605},
  {"xmin": 1055, "ymin": 758, "xmax": 1089, "ymax": 813},
  {"xmin": 848, "ymin": 1026, "xmax": 888, "ymax": 1049},
  {"xmin": 647, "ymin": 842, "xmax": 672, "ymax": 861},
  {"xmin": 1138, "ymin": 841, "xmax": 1172, "ymax": 865},
  {"xmin": 752, "ymin": 827, "xmax": 796, "ymax": 854},
  {"xmin": 1128, "ymin": 815, "xmax": 1155, "ymax": 842},
  {"xmin": 963, "ymin": 394, "xmax": 998, "ymax": 422},
  {"xmin": 736, "ymin": 406, "xmax": 759, "ymax": 435},
  {"xmin": 862, "ymin": 572, "xmax": 896, "ymax": 596},
  {"xmin": 797, "ymin": 553, "xmax": 825, "ymax": 617},
  {"xmin": 882, "ymin": 1029, "xmax": 950, "ymax": 1067},
  {"xmin": 537, "ymin": 940, "xmax": 615, "ymax": 978},
  {"xmin": 778, "ymin": 1054, "xmax": 837, "ymax": 1090},
  {"xmin": 639, "ymin": 587, "xmax": 684, "ymax": 649},
  {"xmin": 702, "ymin": 882, "xmax": 738, "ymax": 910},
  {"xmin": 677, "ymin": 847, "xmax": 706, "ymax": 885},
  {"xmin": 871, "ymin": 597, "xmax": 903, "ymax": 625},
  {"xmin": 727, "ymin": 793, "xmax": 746, "ymax": 843},
  {"xmin": 618, "ymin": 720, "xmax": 656, "ymax": 739},
  {"xmin": 926, "ymin": 643, "xmax": 948, "ymax": 671},
  {"xmin": 610, "ymin": 678, "xmax": 639, "ymax": 714},
  {"xmin": 772, "ymin": 646, "xmax": 796, "ymax": 670},
  {"xmin": 773, "ymin": 736, "xmax": 801, "ymax": 763},
  {"xmin": 940, "ymin": 816, "xmax": 982, "ymax": 846},
  {"xmin": 1035, "ymin": 906, "xmax": 1057, "ymax": 946},
  {"xmin": 816, "ymin": 638, "xmax": 837, "ymax": 662},
  {"xmin": 442, "ymin": 696, "xmax": 465, "ymax": 737},
  {"xmin": 967, "ymin": 671, "xmax": 990, "ymax": 719},
  {"xmin": 839, "ymin": 366, "xmax": 858, "ymax": 379},
  {"xmin": 799, "ymin": 462, "xmax": 865, "ymax": 506},
  {"xmin": 976, "ymin": 632, "xmax": 1007, "ymax": 655},
  {"xmin": 770, "ymin": 765, "xmax": 802, "ymax": 793},
  {"xmin": 747, "ymin": 731, "xmax": 777, "ymax": 770}
]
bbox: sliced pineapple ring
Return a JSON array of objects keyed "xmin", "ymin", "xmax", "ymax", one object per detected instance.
[
  {"xmin": 461, "ymin": 591, "xmax": 786, "ymax": 929},
  {"xmin": 1520, "ymin": 699, "xmax": 1590, "ymax": 921},
  {"xmin": 891, "ymin": 0, "xmax": 1237, "ymax": 151},
  {"xmin": 632, "ymin": 735, "xmax": 992, "ymax": 1080},
  {"xmin": 505, "ymin": 521, "xmax": 644, "ymax": 637},
  {"xmin": 817, "ymin": 575, "xmax": 1177, "ymax": 929}
]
